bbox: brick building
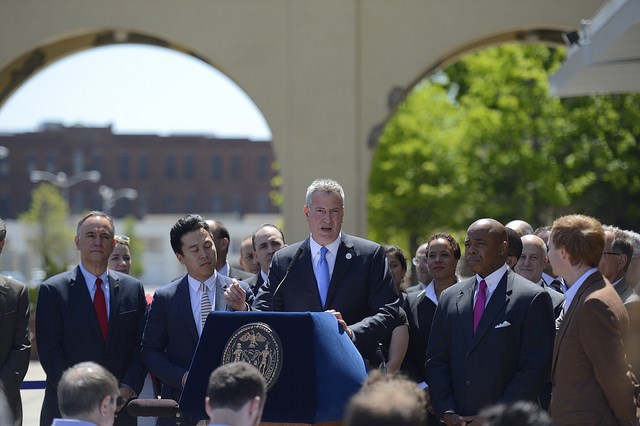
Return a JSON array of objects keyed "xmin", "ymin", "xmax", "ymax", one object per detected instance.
[{"xmin": 0, "ymin": 124, "xmax": 279, "ymax": 218}]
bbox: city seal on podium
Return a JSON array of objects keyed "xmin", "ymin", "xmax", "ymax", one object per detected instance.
[{"xmin": 222, "ymin": 322, "xmax": 283, "ymax": 390}]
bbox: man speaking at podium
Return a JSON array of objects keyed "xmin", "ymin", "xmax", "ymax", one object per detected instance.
[{"xmin": 254, "ymin": 178, "xmax": 400, "ymax": 363}]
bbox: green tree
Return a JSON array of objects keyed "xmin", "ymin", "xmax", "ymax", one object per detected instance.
[
  {"xmin": 369, "ymin": 43, "xmax": 640, "ymax": 251},
  {"xmin": 19, "ymin": 183, "xmax": 74, "ymax": 278}
]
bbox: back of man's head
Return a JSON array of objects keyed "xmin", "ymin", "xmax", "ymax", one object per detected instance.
[
  {"xmin": 57, "ymin": 362, "xmax": 119, "ymax": 426},
  {"xmin": 344, "ymin": 373, "xmax": 427, "ymax": 426},
  {"xmin": 206, "ymin": 362, "xmax": 266, "ymax": 426}
]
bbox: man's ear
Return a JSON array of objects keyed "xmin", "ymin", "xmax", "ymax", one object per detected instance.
[
  {"xmin": 303, "ymin": 205, "xmax": 310, "ymax": 218},
  {"xmin": 204, "ymin": 397, "xmax": 212, "ymax": 418},
  {"xmin": 247, "ymin": 396, "xmax": 263, "ymax": 419},
  {"xmin": 98, "ymin": 394, "xmax": 111, "ymax": 417},
  {"xmin": 176, "ymin": 253, "xmax": 185, "ymax": 264},
  {"xmin": 221, "ymin": 237, "xmax": 230, "ymax": 252}
]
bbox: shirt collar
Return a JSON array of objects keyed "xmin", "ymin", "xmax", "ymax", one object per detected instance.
[
  {"xmin": 563, "ymin": 268, "xmax": 598, "ymax": 312},
  {"xmin": 475, "ymin": 263, "xmax": 509, "ymax": 290},
  {"xmin": 79, "ymin": 263, "xmax": 108, "ymax": 287},
  {"xmin": 309, "ymin": 232, "xmax": 342, "ymax": 257},
  {"xmin": 218, "ymin": 261, "xmax": 230, "ymax": 276},
  {"xmin": 424, "ymin": 280, "xmax": 438, "ymax": 305},
  {"xmin": 188, "ymin": 270, "xmax": 217, "ymax": 292}
]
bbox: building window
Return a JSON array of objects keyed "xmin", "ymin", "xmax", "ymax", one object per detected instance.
[
  {"xmin": 26, "ymin": 153, "xmax": 37, "ymax": 173},
  {"xmin": 46, "ymin": 152, "xmax": 56, "ymax": 173},
  {"xmin": 185, "ymin": 155, "xmax": 194, "ymax": 180},
  {"xmin": 166, "ymin": 156, "xmax": 176, "ymax": 179},
  {"xmin": 166, "ymin": 195, "xmax": 176, "ymax": 213},
  {"xmin": 211, "ymin": 194, "xmax": 223, "ymax": 213},
  {"xmin": 211, "ymin": 155, "xmax": 222, "ymax": 180},
  {"xmin": 231, "ymin": 193, "xmax": 241, "ymax": 213},
  {"xmin": 119, "ymin": 156, "xmax": 130, "ymax": 180},
  {"xmin": 230, "ymin": 156, "xmax": 240, "ymax": 180},
  {"xmin": 73, "ymin": 150, "xmax": 84, "ymax": 173},
  {"xmin": 91, "ymin": 153, "xmax": 103, "ymax": 174},
  {"xmin": 257, "ymin": 155, "xmax": 267, "ymax": 178},
  {"xmin": 185, "ymin": 194, "xmax": 195, "ymax": 212},
  {"xmin": 139, "ymin": 155, "xmax": 149, "ymax": 180},
  {"xmin": 256, "ymin": 193, "xmax": 269, "ymax": 213}
]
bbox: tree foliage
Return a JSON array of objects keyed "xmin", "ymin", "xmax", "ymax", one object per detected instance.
[
  {"xmin": 369, "ymin": 43, "xmax": 640, "ymax": 253},
  {"xmin": 19, "ymin": 183, "xmax": 74, "ymax": 277}
]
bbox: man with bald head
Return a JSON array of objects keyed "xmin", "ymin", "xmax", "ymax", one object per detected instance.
[
  {"xmin": 515, "ymin": 235, "xmax": 564, "ymax": 319},
  {"xmin": 506, "ymin": 220, "xmax": 534, "ymax": 237},
  {"xmin": 405, "ymin": 243, "xmax": 432, "ymax": 293},
  {"xmin": 426, "ymin": 219, "xmax": 555, "ymax": 425}
]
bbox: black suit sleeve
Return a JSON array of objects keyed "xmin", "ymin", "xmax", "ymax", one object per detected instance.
[
  {"xmin": 119, "ymin": 281, "xmax": 148, "ymax": 394},
  {"xmin": 36, "ymin": 282, "xmax": 69, "ymax": 386},
  {"xmin": 0, "ymin": 281, "xmax": 31, "ymax": 396}
]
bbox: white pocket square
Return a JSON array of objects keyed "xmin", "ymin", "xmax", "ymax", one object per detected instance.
[{"xmin": 495, "ymin": 321, "xmax": 511, "ymax": 328}]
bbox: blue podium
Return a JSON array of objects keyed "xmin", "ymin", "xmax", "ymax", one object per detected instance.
[{"xmin": 179, "ymin": 311, "xmax": 367, "ymax": 424}]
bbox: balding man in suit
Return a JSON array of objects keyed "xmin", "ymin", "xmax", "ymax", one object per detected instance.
[{"xmin": 426, "ymin": 218, "xmax": 555, "ymax": 425}]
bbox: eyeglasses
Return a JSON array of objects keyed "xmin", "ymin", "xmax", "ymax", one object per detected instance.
[
  {"xmin": 602, "ymin": 252, "xmax": 623, "ymax": 256},
  {"xmin": 114, "ymin": 235, "xmax": 130, "ymax": 245},
  {"xmin": 412, "ymin": 256, "xmax": 427, "ymax": 266}
]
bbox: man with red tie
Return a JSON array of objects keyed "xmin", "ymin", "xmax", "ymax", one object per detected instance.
[
  {"xmin": 426, "ymin": 218, "xmax": 555, "ymax": 425},
  {"xmin": 36, "ymin": 211, "xmax": 148, "ymax": 426}
]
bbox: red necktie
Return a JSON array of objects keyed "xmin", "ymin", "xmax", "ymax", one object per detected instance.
[
  {"xmin": 94, "ymin": 277, "xmax": 108, "ymax": 341},
  {"xmin": 473, "ymin": 279, "xmax": 487, "ymax": 333}
]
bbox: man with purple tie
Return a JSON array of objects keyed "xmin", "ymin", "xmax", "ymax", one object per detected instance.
[{"xmin": 426, "ymin": 218, "xmax": 555, "ymax": 425}]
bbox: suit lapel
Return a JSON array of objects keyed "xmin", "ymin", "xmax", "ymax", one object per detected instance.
[
  {"xmin": 107, "ymin": 271, "xmax": 122, "ymax": 346},
  {"xmin": 176, "ymin": 276, "xmax": 199, "ymax": 342},
  {"xmin": 456, "ymin": 278, "xmax": 476, "ymax": 350},
  {"xmin": 0, "ymin": 277, "xmax": 8, "ymax": 316},
  {"xmin": 552, "ymin": 272, "xmax": 597, "ymax": 375},
  {"xmin": 325, "ymin": 236, "xmax": 356, "ymax": 309},
  {"xmin": 214, "ymin": 275, "xmax": 228, "ymax": 311},
  {"xmin": 468, "ymin": 271, "xmax": 509, "ymax": 354}
]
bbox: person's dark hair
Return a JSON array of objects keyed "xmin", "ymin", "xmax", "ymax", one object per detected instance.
[
  {"xmin": 427, "ymin": 232, "xmax": 461, "ymax": 259},
  {"xmin": 610, "ymin": 227, "xmax": 635, "ymax": 272},
  {"xmin": 170, "ymin": 214, "xmax": 211, "ymax": 255},
  {"xmin": 506, "ymin": 227, "xmax": 523, "ymax": 259},
  {"xmin": 206, "ymin": 362, "xmax": 266, "ymax": 411},
  {"xmin": 551, "ymin": 215, "xmax": 604, "ymax": 267},
  {"xmin": 533, "ymin": 225, "xmax": 551, "ymax": 237},
  {"xmin": 384, "ymin": 245, "xmax": 407, "ymax": 272},
  {"xmin": 209, "ymin": 220, "xmax": 229, "ymax": 240},
  {"xmin": 476, "ymin": 401, "xmax": 553, "ymax": 426},
  {"xmin": 57, "ymin": 362, "xmax": 119, "ymax": 419},
  {"xmin": 251, "ymin": 223, "xmax": 286, "ymax": 250},
  {"xmin": 345, "ymin": 371, "xmax": 426, "ymax": 426},
  {"xmin": 76, "ymin": 211, "xmax": 114, "ymax": 235},
  {"xmin": 0, "ymin": 217, "xmax": 6, "ymax": 241}
]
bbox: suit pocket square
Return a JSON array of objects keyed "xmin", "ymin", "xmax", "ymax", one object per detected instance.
[{"xmin": 494, "ymin": 321, "xmax": 511, "ymax": 328}]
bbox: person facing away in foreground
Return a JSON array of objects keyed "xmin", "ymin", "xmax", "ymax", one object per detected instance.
[
  {"xmin": 205, "ymin": 362, "xmax": 266, "ymax": 426},
  {"xmin": 52, "ymin": 361, "xmax": 121, "ymax": 426}
]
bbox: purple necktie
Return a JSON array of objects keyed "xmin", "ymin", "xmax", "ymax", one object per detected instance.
[{"xmin": 473, "ymin": 279, "xmax": 487, "ymax": 333}]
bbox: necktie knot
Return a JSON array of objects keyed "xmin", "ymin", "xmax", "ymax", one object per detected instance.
[
  {"xmin": 320, "ymin": 246, "xmax": 328, "ymax": 258},
  {"xmin": 95, "ymin": 277, "xmax": 103, "ymax": 288}
]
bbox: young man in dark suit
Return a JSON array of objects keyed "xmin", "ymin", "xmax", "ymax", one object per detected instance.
[
  {"xmin": 0, "ymin": 218, "xmax": 30, "ymax": 426},
  {"xmin": 36, "ymin": 211, "xmax": 148, "ymax": 426},
  {"xmin": 253, "ymin": 178, "xmax": 400, "ymax": 361},
  {"xmin": 141, "ymin": 214, "xmax": 254, "ymax": 426},
  {"xmin": 426, "ymin": 218, "xmax": 555, "ymax": 425}
]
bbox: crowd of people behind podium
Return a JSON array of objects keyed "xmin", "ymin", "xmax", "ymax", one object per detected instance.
[{"xmin": 2, "ymin": 177, "xmax": 640, "ymax": 425}]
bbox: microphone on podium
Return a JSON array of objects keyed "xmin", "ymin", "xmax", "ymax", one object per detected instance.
[{"xmin": 271, "ymin": 246, "xmax": 303, "ymax": 311}]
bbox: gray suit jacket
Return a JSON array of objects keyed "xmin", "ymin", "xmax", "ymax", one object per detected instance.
[{"xmin": 0, "ymin": 275, "xmax": 30, "ymax": 426}]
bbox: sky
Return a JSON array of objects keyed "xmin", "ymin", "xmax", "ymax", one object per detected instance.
[{"xmin": 0, "ymin": 44, "xmax": 272, "ymax": 140}]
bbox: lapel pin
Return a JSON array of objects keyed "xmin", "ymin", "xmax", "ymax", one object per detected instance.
[{"xmin": 346, "ymin": 253, "xmax": 352, "ymax": 260}]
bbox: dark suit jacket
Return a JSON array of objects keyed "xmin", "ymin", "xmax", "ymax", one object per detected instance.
[
  {"xmin": 245, "ymin": 273, "xmax": 265, "ymax": 296},
  {"xmin": 614, "ymin": 278, "xmax": 640, "ymax": 378},
  {"xmin": 253, "ymin": 233, "xmax": 400, "ymax": 356},
  {"xmin": 36, "ymin": 266, "xmax": 147, "ymax": 426},
  {"xmin": 426, "ymin": 268, "xmax": 555, "ymax": 418},
  {"xmin": 0, "ymin": 276, "xmax": 31, "ymax": 426},
  {"xmin": 403, "ymin": 289, "xmax": 437, "ymax": 383},
  {"xmin": 226, "ymin": 265, "xmax": 253, "ymax": 281},
  {"xmin": 141, "ymin": 273, "xmax": 254, "ymax": 425},
  {"xmin": 541, "ymin": 281, "xmax": 565, "ymax": 320},
  {"xmin": 550, "ymin": 272, "xmax": 636, "ymax": 425}
]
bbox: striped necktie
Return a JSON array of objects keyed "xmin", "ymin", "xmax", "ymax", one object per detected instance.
[{"xmin": 200, "ymin": 282, "xmax": 212, "ymax": 331}]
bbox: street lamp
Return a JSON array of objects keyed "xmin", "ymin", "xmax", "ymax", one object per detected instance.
[
  {"xmin": 99, "ymin": 185, "xmax": 138, "ymax": 216},
  {"xmin": 0, "ymin": 146, "xmax": 8, "ymax": 160},
  {"xmin": 30, "ymin": 170, "xmax": 102, "ymax": 204}
]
